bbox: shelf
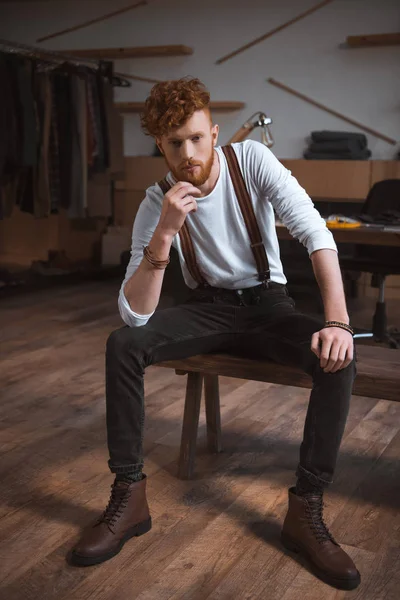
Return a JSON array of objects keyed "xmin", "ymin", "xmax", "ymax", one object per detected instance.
[
  {"xmin": 208, "ymin": 102, "xmax": 246, "ymax": 111},
  {"xmin": 62, "ymin": 45, "xmax": 194, "ymax": 59},
  {"xmin": 116, "ymin": 101, "xmax": 246, "ymax": 113},
  {"xmin": 346, "ymin": 33, "xmax": 400, "ymax": 48}
]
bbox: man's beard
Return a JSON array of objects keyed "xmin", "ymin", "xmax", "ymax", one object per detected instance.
[{"xmin": 167, "ymin": 145, "xmax": 215, "ymax": 187}]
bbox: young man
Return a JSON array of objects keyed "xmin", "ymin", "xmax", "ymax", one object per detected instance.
[{"xmin": 71, "ymin": 78, "xmax": 360, "ymax": 590}]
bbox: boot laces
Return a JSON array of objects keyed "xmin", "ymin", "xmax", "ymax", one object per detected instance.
[
  {"xmin": 305, "ymin": 495, "xmax": 338, "ymax": 545},
  {"xmin": 97, "ymin": 482, "xmax": 131, "ymax": 533}
]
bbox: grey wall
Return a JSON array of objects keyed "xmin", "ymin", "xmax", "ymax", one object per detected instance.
[{"xmin": 1, "ymin": 0, "xmax": 399, "ymax": 158}]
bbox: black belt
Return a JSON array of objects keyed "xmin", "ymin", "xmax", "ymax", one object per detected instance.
[
  {"xmin": 192, "ymin": 281, "xmax": 287, "ymax": 307},
  {"xmin": 197, "ymin": 281, "xmax": 285, "ymax": 293}
]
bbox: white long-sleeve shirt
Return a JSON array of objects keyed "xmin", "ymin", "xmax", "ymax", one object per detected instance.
[{"xmin": 119, "ymin": 140, "xmax": 337, "ymax": 327}]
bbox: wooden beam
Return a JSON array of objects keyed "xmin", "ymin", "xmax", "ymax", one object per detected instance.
[
  {"xmin": 216, "ymin": 0, "xmax": 334, "ymax": 64},
  {"xmin": 116, "ymin": 101, "xmax": 246, "ymax": 113},
  {"xmin": 346, "ymin": 33, "xmax": 400, "ymax": 48},
  {"xmin": 267, "ymin": 78, "xmax": 397, "ymax": 146},
  {"xmin": 61, "ymin": 45, "xmax": 194, "ymax": 59},
  {"xmin": 37, "ymin": 0, "xmax": 147, "ymax": 43}
]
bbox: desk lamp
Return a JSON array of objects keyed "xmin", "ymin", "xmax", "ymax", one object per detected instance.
[{"xmin": 227, "ymin": 111, "xmax": 274, "ymax": 147}]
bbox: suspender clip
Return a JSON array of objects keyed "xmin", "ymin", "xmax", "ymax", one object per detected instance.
[{"xmin": 259, "ymin": 271, "xmax": 271, "ymax": 289}]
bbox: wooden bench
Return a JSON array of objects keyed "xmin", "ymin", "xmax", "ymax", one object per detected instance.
[{"xmin": 157, "ymin": 345, "xmax": 400, "ymax": 479}]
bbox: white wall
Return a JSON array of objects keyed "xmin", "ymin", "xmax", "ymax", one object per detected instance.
[{"xmin": 0, "ymin": 0, "xmax": 399, "ymax": 159}]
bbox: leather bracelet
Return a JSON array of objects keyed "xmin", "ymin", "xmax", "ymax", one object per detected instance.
[
  {"xmin": 324, "ymin": 321, "xmax": 354, "ymax": 335},
  {"xmin": 143, "ymin": 254, "xmax": 169, "ymax": 269},
  {"xmin": 143, "ymin": 245, "xmax": 170, "ymax": 269},
  {"xmin": 144, "ymin": 245, "xmax": 169, "ymax": 263}
]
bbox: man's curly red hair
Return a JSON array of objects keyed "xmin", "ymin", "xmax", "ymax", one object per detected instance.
[{"xmin": 140, "ymin": 77, "xmax": 211, "ymax": 138}]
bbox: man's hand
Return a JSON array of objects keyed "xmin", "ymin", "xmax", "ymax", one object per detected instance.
[
  {"xmin": 311, "ymin": 327, "xmax": 354, "ymax": 373},
  {"xmin": 157, "ymin": 181, "xmax": 201, "ymax": 238}
]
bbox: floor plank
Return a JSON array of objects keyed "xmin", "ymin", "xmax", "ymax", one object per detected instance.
[{"xmin": 0, "ymin": 279, "xmax": 399, "ymax": 600}]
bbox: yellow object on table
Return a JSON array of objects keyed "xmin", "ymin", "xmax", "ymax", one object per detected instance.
[{"xmin": 325, "ymin": 215, "xmax": 362, "ymax": 229}]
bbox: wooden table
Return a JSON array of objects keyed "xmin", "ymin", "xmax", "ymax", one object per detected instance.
[{"xmin": 276, "ymin": 223, "xmax": 400, "ymax": 247}]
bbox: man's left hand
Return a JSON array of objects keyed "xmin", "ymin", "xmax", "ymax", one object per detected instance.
[{"xmin": 311, "ymin": 326, "xmax": 354, "ymax": 373}]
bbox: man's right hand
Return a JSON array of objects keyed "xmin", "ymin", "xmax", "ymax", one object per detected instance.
[{"xmin": 156, "ymin": 181, "xmax": 201, "ymax": 238}]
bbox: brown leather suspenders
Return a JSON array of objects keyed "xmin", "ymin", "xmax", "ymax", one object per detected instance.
[
  {"xmin": 157, "ymin": 145, "xmax": 271, "ymax": 287},
  {"xmin": 221, "ymin": 146, "xmax": 271, "ymax": 285}
]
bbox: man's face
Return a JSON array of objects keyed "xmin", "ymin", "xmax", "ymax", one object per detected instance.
[{"xmin": 157, "ymin": 109, "xmax": 219, "ymax": 187}]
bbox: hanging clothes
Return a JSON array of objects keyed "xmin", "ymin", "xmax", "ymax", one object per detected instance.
[
  {"xmin": 86, "ymin": 79, "xmax": 124, "ymax": 218},
  {"xmin": 48, "ymin": 75, "xmax": 61, "ymax": 214},
  {"xmin": 51, "ymin": 71, "xmax": 73, "ymax": 211},
  {"xmin": 34, "ymin": 71, "xmax": 52, "ymax": 218},
  {"xmin": 0, "ymin": 53, "xmax": 23, "ymax": 217},
  {"xmin": 68, "ymin": 73, "xmax": 88, "ymax": 219},
  {"xmin": 0, "ymin": 46, "xmax": 124, "ymax": 221},
  {"xmin": 17, "ymin": 59, "xmax": 37, "ymax": 169},
  {"xmin": 103, "ymin": 80, "xmax": 124, "ymax": 179}
]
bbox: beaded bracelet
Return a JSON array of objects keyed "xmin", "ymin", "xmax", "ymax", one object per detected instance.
[
  {"xmin": 143, "ymin": 245, "xmax": 170, "ymax": 269},
  {"xmin": 324, "ymin": 321, "xmax": 354, "ymax": 336}
]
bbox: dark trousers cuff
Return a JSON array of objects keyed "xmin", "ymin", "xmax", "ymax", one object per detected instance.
[
  {"xmin": 296, "ymin": 464, "xmax": 333, "ymax": 488},
  {"xmin": 108, "ymin": 460, "xmax": 144, "ymax": 475}
]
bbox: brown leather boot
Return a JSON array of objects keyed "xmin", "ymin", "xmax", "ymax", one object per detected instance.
[
  {"xmin": 70, "ymin": 474, "xmax": 152, "ymax": 566},
  {"xmin": 281, "ymin": 487, "xmax": 360, "ymax": 590}
]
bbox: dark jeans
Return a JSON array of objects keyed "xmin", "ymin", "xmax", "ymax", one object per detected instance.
[{"xmin": 106, "ymin": 283, "xmax": 356, "ymax": 488}]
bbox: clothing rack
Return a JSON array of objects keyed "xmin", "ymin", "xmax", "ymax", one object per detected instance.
[
  {"xmin": 0, "ymin": 38, "xmax": 131, "ymax": 87},
  {"xmin": 0, "ymin": 36, "xmax": 126, "ymax": 225}
]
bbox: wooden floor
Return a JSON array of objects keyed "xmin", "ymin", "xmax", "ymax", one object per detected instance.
[{"xmin": 0, "ymin": 279, "xmax": 399, "ymax": 600}]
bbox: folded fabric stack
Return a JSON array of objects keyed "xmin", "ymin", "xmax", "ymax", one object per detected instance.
[{"xmin": 304, "ymin": 130, "xmax": 371, "ymax": 160}]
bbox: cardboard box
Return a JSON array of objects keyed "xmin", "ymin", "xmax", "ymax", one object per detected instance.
[
  {"xmin": 114, "ymin": 190, "xmax": 146, "ymax": 229},
  {"xmin": 116, "ymin": 157, "xmax": 168, "ymax": 191},
  {"xmin": 101, "ymin": 226, "xmax": 132, "ymax": 265},
  {"xmin": 279, "ymin": 159, "xmax": 370, "ymax": 201}
]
